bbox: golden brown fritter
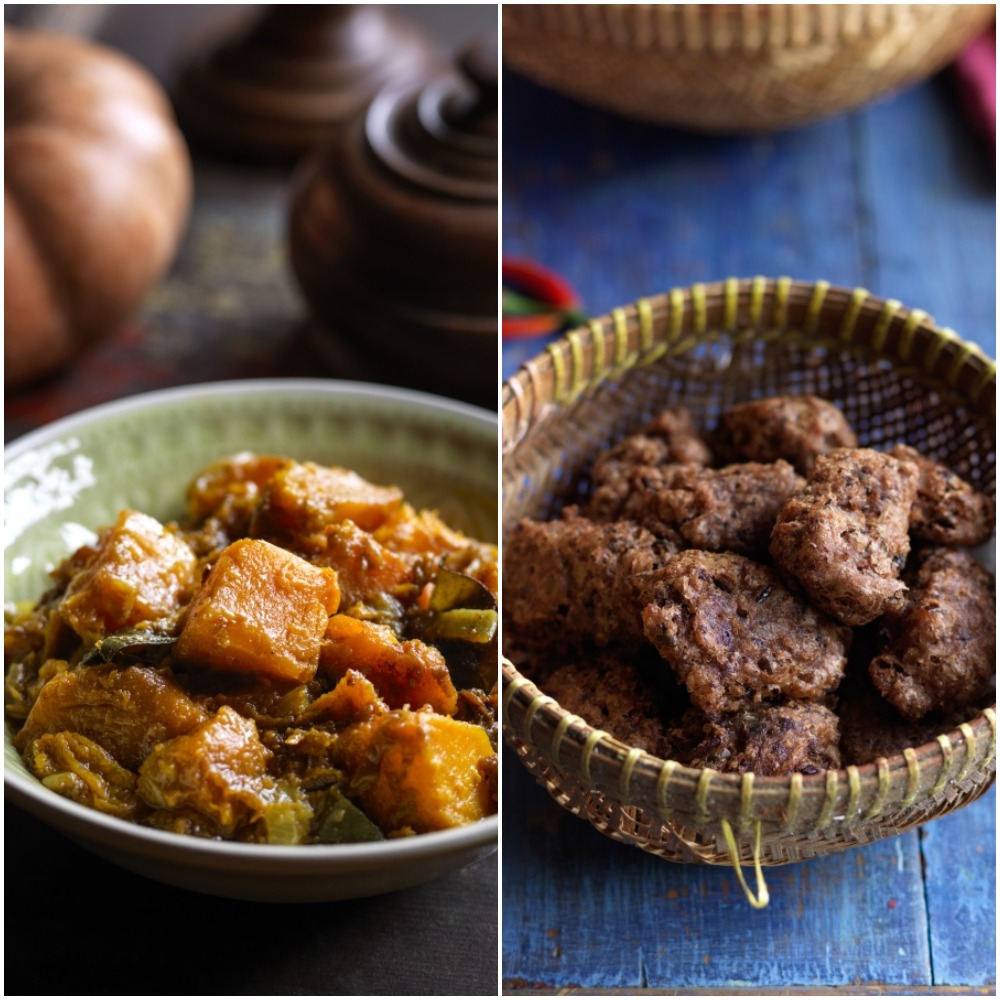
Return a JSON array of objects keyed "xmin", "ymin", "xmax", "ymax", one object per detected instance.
[
  {"xmin": 588, "ymin": 461, "xmax": 803, "ymax": 557},
  {"xmin": 640, "ymin": 551, "xmax": 851, "ymax": 713},
  {"xmin": 542, "ymin": 654, "xmax": 685, "ymax": 760},
  {"xmin": 503, "ymin": 509, "xmax": 678, "ymax": 648},
  {"xmin": 770, "ymin": 448, "xmax": 920, "ymax": 626},
  {"xmin": 868, "ymin": 547, "xmax": 995, "ymax": 721},
  {"xmin": 711, "ymin": 394, "xmax": 858, "ymax": 474},
  {"xmin": 672, "ymin": 701, "xmax": 841, "ymax": 775},
  {"xmin": 889, "ymin": 444, "xmax": 995, "ymax": 546}
]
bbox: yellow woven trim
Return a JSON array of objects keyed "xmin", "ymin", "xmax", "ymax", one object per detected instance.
[
  {"xmin": 897, "ymin": 309, "xmax": 928, "ymax": 362},
  {"xmin": 931, "ymin": 734, "xmax": 954, "ymax": 798},
  {"xmin": 656, "ymin": 759, "xmax": 679, "ymax": 817},
  {"xmin": 523, "ymin": 694, "xmax": 556, "ymax": 749},
  {"xmin": 691, "ymin": 283, "xmax": 707, "ymax": 336},
  {"xmin": 669, "ymin": 288, "xmax": 685, "ymax": 342},
  {"xmin": 551, "ymin": 712, "xmax": 579, "ymax": 766},
  {"xmin": 722, "ymin": 277, "xmax": 739, "ymax": 330},
  {"xmin": 589, "ymin": 318, "xmax": 607, "ymax": 379},
  {"xmin": 865, "ymin": 758, "xmax": 892, "ymax": 820},
  {"xmin": 783, "ymin": 772, "xmax": 803, "ymax": 832},
  {"xmin": 957, "ymin": 722, "xmax": 977, "ymax": 782},
  {"xmin": 773, "ymin": 276, "xmax": 791, "ymax": 330},
  {"xmin": 749, "ymin": 276, "xmax": 766, "ymax": 327},
  {"xmin": 921, "ymin": 326, "xmax": 956, "ymax": 376},
  {"xmin": 721, "ymin": 818, "xmax": 769, "ymax": 909},
  {"xmin": 619, "ymin": 746, "xmax": 644, "ymax": 799},
  {"xmin": 845, "ymin": 765, "xmax": 861, "ymax": 820},
  {"xmin": 636, "ymin": 299, "xmax": 654, "ymax": 351},
  {"xmin": 983, "ymin": 707, "xmax": 997, "ymax": 768},
  {"xmin": 581, "ymin": 729, "xmax": 606, "ymax": 785},
  {"xmin": 970, "ymin": 358, "xmax": 996, "ymax": 406},
  {"xmin": 944, "ymin": 335, "xmax": 975, "ymax": 389},
  {"xmin": 695, "ymin": 768, "xmax": 715, "ymax": 824},
  {"xmin": 816, "ymin": 770, "xmax": 839, "ymax": 828},
  {"xmin": 805, "ymin": 280, "xmax": 830, "ymax": 338},
  {"xmin": 838, "ymin": 288, "xmax": 869, "ymax": 344},
  {"xmin": 612, "ymin": 311, "xmax": 630, "ymax": 368},
  {"xmin": 871, "ymin": 298, "xmax": 902, "ymax": 352},
  {"xmin": 501, "ymin": 671, "xmax": 529, "ymax": 719},
  {"xmin": 738, "ymin": 772, "xmax": 755, "ymax": 830},
  {"xmin": 901, "ymin": 748, "xmax": 920, "ymax": 807},
  {"xmin": 546, "ymin": 342, "xmax": 567, "ymax": 403},
  {"xmin": 563, "ymin": 331, "xmax": 587, "ymax": 400}
]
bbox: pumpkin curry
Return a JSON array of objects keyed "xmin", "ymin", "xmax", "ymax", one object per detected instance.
[{"xmin": 4, "ymin": 453, "xmax": 498, "ymax": 844}]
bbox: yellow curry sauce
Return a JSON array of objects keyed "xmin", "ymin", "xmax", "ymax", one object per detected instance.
[{"xmin": 4, "ymin": 454, "xmax": 498, "ymax": 844}]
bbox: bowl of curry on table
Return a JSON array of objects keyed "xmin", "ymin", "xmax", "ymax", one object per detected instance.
[{"xmin": 4, "ymin": 379, "xmax": 498, "ymax": 902}]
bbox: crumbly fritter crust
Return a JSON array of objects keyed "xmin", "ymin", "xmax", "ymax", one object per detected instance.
[
  {"xmin": 868, "ymin": 547, "xmax": 996, "ymax": 720},
  {"xmin": 589, "ymin": 461, "xmax": 803, "ymax": 557},
  {"xmin": 769, "ymin": 448, "xmax": 920, "ymax": 626},
  {"xmin": 890, "ymin": 444, "xmax": 995, "ymax": 546},
  {"xmin": 503, "ymin": 509, "xmax": 677, "ymax": 647},
  {"xmin": 640, "ymin": 551, "xmax": 851, "ymax": 712},
  {"xmin": 542, "ymin": 655, "xmax": 683, "ymax": 760},
  {"xmin": 712, "ymin": 395, "xmax": 858, "ymax": 474},
  {"xmin": 672, "ymin": 701, "xmax": 841, "ymax": 775}
]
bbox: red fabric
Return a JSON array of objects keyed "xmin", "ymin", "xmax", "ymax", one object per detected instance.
[{"xmin": 954, "ymin": 27, "xmax": 996, "ymax": 160}]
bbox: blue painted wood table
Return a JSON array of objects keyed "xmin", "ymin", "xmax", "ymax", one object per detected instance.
[{"xmin": 501, "ymin": 63, "xmax": 996, "ymax": 995}]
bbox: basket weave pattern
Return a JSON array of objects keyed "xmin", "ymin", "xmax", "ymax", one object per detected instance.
[
  {"xmin": 502, "ymin": 4, "xmax": 997, "ymax": 131},
  {"xmin": 502, "ymin": 277, "xmax": 996, "ymax": 872}
]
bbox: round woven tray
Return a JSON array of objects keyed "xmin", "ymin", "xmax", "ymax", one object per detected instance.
[
  {"xmin": 501, "ymin": 277, "xmax": 996, "ymax": 905},
  {"xmin": 503, "ymin": 4, "xmax": 996, "ymax": 132}
]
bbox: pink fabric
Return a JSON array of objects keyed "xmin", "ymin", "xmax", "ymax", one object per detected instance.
[{"xmin": 953, "ymin": 27, "xmax": 996, "ymax": 159}]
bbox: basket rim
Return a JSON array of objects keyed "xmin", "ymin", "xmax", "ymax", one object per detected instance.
[{"xmin": 501, "ymin": 275, "xmax": 997, "ymax": 825}]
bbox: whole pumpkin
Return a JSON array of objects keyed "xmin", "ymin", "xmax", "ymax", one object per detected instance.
[{"xmin": 5, "ymin": 28, "xmax": 192, "ymax": 388}]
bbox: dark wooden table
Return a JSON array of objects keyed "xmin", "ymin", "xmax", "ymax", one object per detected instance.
[
  {"xmin": 501, "ymin": 49, "xmax": 996, "ymax": 997},
  {"xmin": 4, "ymin": 6, "xmax": 498, "ymax": 996}
]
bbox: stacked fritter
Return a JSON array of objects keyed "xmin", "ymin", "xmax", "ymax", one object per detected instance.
[{"xmin": 504, "ymin": 395, "xmax": 995, "ymax": 776}]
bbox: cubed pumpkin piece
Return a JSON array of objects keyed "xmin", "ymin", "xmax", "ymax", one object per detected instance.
[
  {"xmin": 174, "ymin": 538, "xmax": 340, "ymax": 683},
  {"xmin": 137, "ymin": 705, "xmax": 272, "ymax": 836},
  {"xmin": 186, "ymin": 452, "xmax": 292, "ymax": 532},
  {"xmin": 14, "ymin": 665, "xmax": 208, "ymax": 769},
  {"xmin": 320, "ymin": 614, "xmax": 457, "ymax": 715},
  {"xmin": 300, "ymin": 669, "xmax": 388, "ymax": 726},
  {"xmin": 320, "ymin": 520, "xmax": 415, "ymax": 612},
  {"xmin": 331, "ymin": 709, "xmax": 494, "ymax": 833},
  {"xmin": 60, "ymin": 510, "xmax": 197, "ymax": 644},
  {"xmin": 256, "ymin": 462, "xmax": 404, "ymax": 541}
]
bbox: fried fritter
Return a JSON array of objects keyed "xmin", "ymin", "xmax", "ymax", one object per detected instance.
[
  {"xmin": 672, "ymin": 701, "xmax": 841, "ymax": 775},
  {"xmin": 503, "ymin": 509, "xmax": 678, "ymax": 648},
  {"xmin": 889, "ymin": 444, "xmax": 995, "ymax": 546},
  {"xmin": 868, "ymin": 547, "xmax": 995, "ymax": 721},
  {"xmin": 589, "ymin": 461, "xmax": 803, "ymax": 557},
  {"xmin": 542, "ymin": 654, "xmax": 685, "ymax": 760},
  {"xmin": 640, "ymin": 551, "xmax": 851, "ymax": 713},
  {"xmin": 770, "ymin": 448, "xmax": 920, "ymax": 626},
  {"xmin": 712, "ymin": 394, "xmax": 858, "ymax": 474}
]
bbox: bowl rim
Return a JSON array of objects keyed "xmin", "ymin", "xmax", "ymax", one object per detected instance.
[
  {"xmin": 4, "ymin": 376, "xmax": 497, "ymax": 459},
  {"xmin": 5, "ymin": 376, "xmax": 499, "ymax": 860}
]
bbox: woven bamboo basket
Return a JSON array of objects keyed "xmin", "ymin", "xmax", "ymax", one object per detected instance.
[
  {"xmin": 502, "ymin": 4, "xmax": 996, "ymax": 132},
  {"xmin": 501, "ymin": 277, "xmax": 996, "ymax": 906}
]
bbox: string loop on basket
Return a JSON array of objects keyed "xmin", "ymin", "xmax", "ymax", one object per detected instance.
[{"xmin": 721, "ymin": 818, "xmax": 769, "ymax": 909}]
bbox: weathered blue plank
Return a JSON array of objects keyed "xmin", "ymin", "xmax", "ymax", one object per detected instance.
[
  {"xmin": 922, "ymin": 784, "xmax": 996, "ymax": 986},
  {"xmin": 851, "ymin": 80, "xmax": 996, "ymax": 356},
  {"xmin": 502, "ymin": 749, "xmax": 935, "ymax": 991}
]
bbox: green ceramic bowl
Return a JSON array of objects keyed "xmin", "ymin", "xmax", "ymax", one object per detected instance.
[{"xmin": 4, "ymin": 379, "xmax": 498, "ymax": 902}]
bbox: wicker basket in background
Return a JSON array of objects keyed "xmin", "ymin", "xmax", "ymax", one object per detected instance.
[
  {"xmin": 502, "ymin": 4, "xmax": 996, "ymax": 132},
  {"xmin": 501, "ymin": 277, "xmax": 996, "ymax": 905}
]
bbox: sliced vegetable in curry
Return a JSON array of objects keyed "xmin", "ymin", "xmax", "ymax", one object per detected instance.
[{"xmin": 4, "ymin": 453, "xmax": 498, "ymax": 844}]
